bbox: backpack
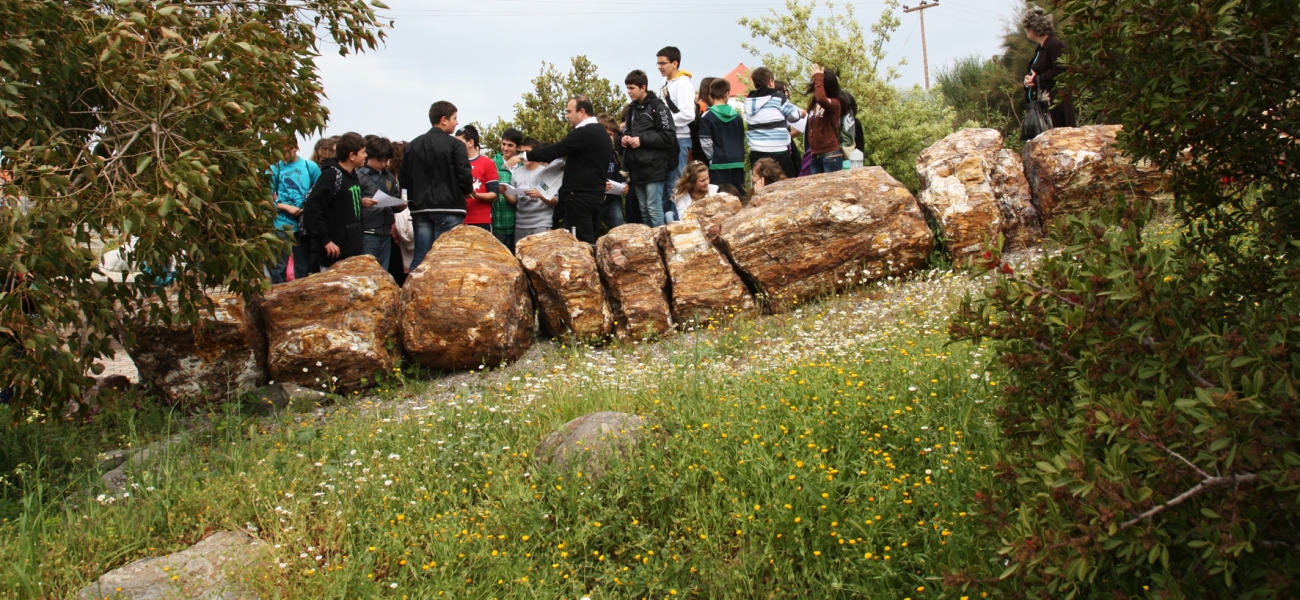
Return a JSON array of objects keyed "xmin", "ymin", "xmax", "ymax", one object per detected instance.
[{"xmin": 837, "ymin": 113, "xmax": 857, "ymax": 155}]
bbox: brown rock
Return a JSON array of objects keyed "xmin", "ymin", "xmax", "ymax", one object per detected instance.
[
  {"xmin": 128, "ymin": 292, "xmax": 266, "ymax": 406},
  {"xmin": 1022, "ymin": 124, "xmax": 1171, "ymax": 220},
  {"xmin": 259, "ymin": 255, "xmax": 401, "ymax": 393},
  {"xmin": 657, "ymin": 220, "xmax": 757, "ymax": 326},
  {"xmin": 916, "ymin": 128, "xmax": 1042, "ymax": 257},
  {"xmin": 595, "ymin": 224, "xmax": 673, "ymax": 341},
  {"xmin": 991, "ymin": 148, "xmax": 1044, "ymax": 249},
  {"xmin": 718, "ymin": 167, "xmax": 933, "ymax": 312},
  {"xmin": 681, "ymin": 193, "xmax": 743, "ymax": 243},
  {"xmin": 516, "ymin": 229, "xmax": 612, "ymax": 341},
  {"xmin": 399, "ymin": 225, "xmax": 533, "ymax": 370}
]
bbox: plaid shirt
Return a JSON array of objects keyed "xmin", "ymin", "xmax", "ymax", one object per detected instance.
[{"xmin": 491, "ymin": 154, "xmax": 516, "ymax": 234}]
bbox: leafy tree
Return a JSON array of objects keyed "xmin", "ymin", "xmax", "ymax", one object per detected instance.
[
  {"xmin": 474, "ymin": 55, "xmax": 624, "ymax": 153},
  {"xmin": 0, "ymin": 0, "xmax": 386, "ymax": 415},
  {"xmin": 739, "ymin": 0, "xmax": 954, "ymax": 190},
  {"xmin": 948, "ymin": 1, "xmax": 1300, "ymax": 597}
]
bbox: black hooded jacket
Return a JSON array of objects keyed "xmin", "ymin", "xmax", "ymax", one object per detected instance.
[
  {"xmin": 302, "ymin": 159, "xmax": 364, "ymax": 262},
  {"xmin": 620, "ymin": 91, "xmax": 677, "ymax": 184},
  {"xmin": 399, "ymin": 127, "xmax": 474, "ymax": 218}
]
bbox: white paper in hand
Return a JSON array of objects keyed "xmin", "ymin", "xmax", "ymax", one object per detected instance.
[{"xmin": 372, "ymin": 189, "xmax": 405, "ymax": 209}]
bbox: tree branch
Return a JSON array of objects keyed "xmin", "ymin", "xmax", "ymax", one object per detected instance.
[{"xmin": 1119, "ymin": 473, "xmax": 1258, "ymax": 530}]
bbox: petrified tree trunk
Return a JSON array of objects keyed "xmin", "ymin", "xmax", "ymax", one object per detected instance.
[
  {"xmin": 1022, "ymin": 125, "xmax": 1171, "ymax": 220},
  {"xmin": 516, "ymin": 229, "xmax": 612, "ymax": 341},
  {"xmin": 658, "ymin": 220, "xmax": 757, "ymax": 326},
  {"xmin": 595, "ymin": 224, "xmax": 672, "ymax": 342}
]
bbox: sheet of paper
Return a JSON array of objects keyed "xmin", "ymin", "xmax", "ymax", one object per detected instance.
[
  {"xmin": 791, "ymin": 116, "xmax": 808, "ymax": 134},
  {"xmin": 606, "ymin": 180, "xmax": 626, "ymax": 195},
  {"xmin": 372, "ymin": 189, "xmax": 405, "ymax": 209}
]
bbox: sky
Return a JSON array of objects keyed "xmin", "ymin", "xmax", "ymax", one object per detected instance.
[{"xmin": 301, "ymin": 0, "xmax": 1023, "ymax": 154}]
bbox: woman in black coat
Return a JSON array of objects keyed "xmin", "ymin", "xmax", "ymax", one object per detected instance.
[{"xmin": 1022, "ymin": 5, "xmax": 1077, "ymax": 128}]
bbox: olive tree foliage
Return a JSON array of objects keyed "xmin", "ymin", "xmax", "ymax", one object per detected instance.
[
  {"xmin": 474, "ymin": 55, "xmax": 624, "ymax": 153},
  {"xmin": 738, "ymin": 0, "xmax": 955, "ymax": 190},
  {"xmin": 0, "ymin": 0, "xmax": 386, "ymax": 414},
  {"xmin": 947, "ymin": 1, "xmax": 1300, "ymax": 598}
]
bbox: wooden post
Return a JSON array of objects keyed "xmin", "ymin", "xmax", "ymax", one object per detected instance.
[{"xmin": 903, "ymin": 1, "xmax": 940, "ymax": 90}]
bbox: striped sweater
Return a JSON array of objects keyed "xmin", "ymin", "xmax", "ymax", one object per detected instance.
[{"xmin": 743, "ymin": 88, "xmax": 803, "ymax": 153}]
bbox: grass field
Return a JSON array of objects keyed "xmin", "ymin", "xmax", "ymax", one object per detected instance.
[{"xmin": 0, "ymin": 261, "xmax": 1025, "ymax": 599}]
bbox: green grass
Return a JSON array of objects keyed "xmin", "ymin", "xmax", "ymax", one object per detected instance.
[{"xmin": 0, "ymin": 269, "xmax": 1009, "ymax": 599}]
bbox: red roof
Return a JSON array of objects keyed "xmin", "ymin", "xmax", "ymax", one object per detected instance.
[{"xmin": 721, "ymin": 63, "xmax": 749, "ymax": 97}]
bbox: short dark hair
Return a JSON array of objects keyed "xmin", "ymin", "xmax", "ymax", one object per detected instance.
[
  {"xmin": 570, "ymin": 96, "xmax": 595, "ymax": 118},
  {"xmin": 455, "ymin": 125, "xmax": 480, "ymax": 149},
  {"xmin": 502, "ymin": 128, "xmax": 523, "ymax": 145},
  {"xmin": 428, "ymin": 101, "xmax": 457, "ymax": 126},
  {"xmin": 657, "ymin": 46, "xmax": 681, "ymax": 68},
  {"xmin": 717, "ymin": 183, "xmax": 742, "ymax": 198},
  {"xmin": 751, "ymin": 67, "xmax": 774, "ymax": 89},
  {"xmin": 365, "ymin": 136, "xmax": 393, "ymax": 159},
  {"xmin": 521, "ymin": 137, "xmax": 542, "ymax": 150},
  {"xmin": 625, "ymin": 70, "xmax": 649, "ymax": 88},
  {"xmin": 710, "ymin": 79, "xmax": 732, "ymax": 103},
  {"xmin": 335, "ymin": 132, "xmax": 366, "ymax": 162}
]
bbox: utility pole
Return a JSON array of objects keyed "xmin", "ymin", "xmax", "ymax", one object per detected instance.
[{"xmin": 902, "ymin": 1, "xmax": 939, "ymax": 90}]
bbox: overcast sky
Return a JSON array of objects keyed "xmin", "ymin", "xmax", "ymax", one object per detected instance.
[{"xmin": 300, "ymin": 0, "xmax": 1023, "ymax": 153}]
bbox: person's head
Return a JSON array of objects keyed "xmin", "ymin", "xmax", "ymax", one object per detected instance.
[
  {"xmin": 709, "ymin": 79, "xmax": 732, "ymax": 106},
  {"xmin": 455, "ymin": 125, "xmax": 481, "ymax": 157},
  {"xmin": 625, "ymin": 70, "xmax": 649, "ymax": 102},
  {"xmin": 283, "ymin": 145, "xmax": 299, "ymax": 163},
  {"xmin": 673, "ymin": 161, "xmax": 711, "ymax": 200},
  {"xmin": 334, "ymin": 132, "xmax": 367, "ymax": 169},
  {"xmin": 520, "ymin": 137, "xmax": 542, "ymax": 165},
  {"xmin": 429, "ymin": 101, "xmax": 459, "ymax": 133},
  {"xmin": 805, "ymin": 67, "xmax": 844, "ymax": 110},
  {"xmin": 751, "ymin": 157, "xmax": 787, "ymax": 189},
  {"xmin": 566, "ymin": 96, "xmax": 595, "ymax": 128},
  {"xmin": 717, "ymin": 183, "xmax": 742, "ymax": 198},
  {"xmin": 774, "ymin": 80, "xmax": 790, "ymax": 96},
  {"xmin": 389, "ymin": 141, "xmax": 406, "ymax": 177},
  {"xmin": 1021, "ymin": 5, "xmax": 1054, "ymax": 40},
  {"xmin": 656, "ymin": 46, "xmax": 681, "ymax": 79},
  {"xmin": 311, "ymin": 136, "xmax": 337, "ymax": 164},
  {"xmin": 365, "ymin": 136, "xmax": 393, "ymax": 170},
  {"xmin": 597, "ymin": 114, "xmax": 621, "ymax": 142},
  {"xmin": 751, "ymin": 67, "xmax": 775, "ymax": 90},
  {"xmin": 500, "ymin": 128, "xmax": 523, "ymax": 159},
  {"xmin": 698, "ymin": 77, "xmax": 716, "ymax": 103}
]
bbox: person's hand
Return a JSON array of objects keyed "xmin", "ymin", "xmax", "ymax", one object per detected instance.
[
  {"xmin": 1024, "ymin": 72, "xmax": 1036, "ymax": 87},
  {"xmin": 629, "ymin": 137, "xmax": 642, "ymax": 149},
  {"xmin": 753, "ymin": 176, "xmax": 766, "ymax": 192},
  {"xmin": 605, "ymin": 180, "xmax": 613, "ymax": 192},
  {"xmin": 810, "ymin": 63, "xmax": 824, "ymax": 76},
  {"xmin": 506, "ymin": 155, "xmax": 524, "ymax": 168},
  {"xmin": 525, "ymin": 189, "xmax": 544, "ymax": 199},
  {"xmin": 324, "ymin": 241, "xmax": 340, "ymax": 258},
  {"xmin": 361, "ymin": 198, "xmax": 378, "ymax": 208},
  {"xmin": 620, "ymin": 135, "xmax": 634, "ymax": 148}
]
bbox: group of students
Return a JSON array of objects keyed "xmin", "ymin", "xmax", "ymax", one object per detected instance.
[{"xmin": 265, "ymin": 46, "xmax": 868, "ymax": 284}]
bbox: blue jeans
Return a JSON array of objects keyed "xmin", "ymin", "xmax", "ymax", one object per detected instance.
[
  {"xmin": 635, "ymin": 181, "xmax": 667, "ymax": 228},
  {"xmin": 361, "ymin": 233, "xmax": 391, "ymax": 272},
  {"xmin": 665, "ymin": 138, "xmax": 691, "ymax": 210},
  {"xmin": 411, "ymin": 213, "xmax": 463, "ymax": 271},
  {"xmin": 269, "ymin": 230, "xmax": 293, "ymax": 284},
  {"xmin": 810, "ymin": 151, "xmax": 844, "ymax": 174},
  {"xmin": 601, "ymin": 195, "xmax": 625, "ymax": 231}
]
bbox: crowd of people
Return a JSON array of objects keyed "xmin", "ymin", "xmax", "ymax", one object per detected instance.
[
  {"xmin": 269, "ymin": 20, "xmax": 1070, "ymax": 285},
  {"xmin": 267, "ymin": 47, "xmax": 864, "ymax": 285}
]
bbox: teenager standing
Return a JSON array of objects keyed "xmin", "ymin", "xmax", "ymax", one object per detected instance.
[
  {"xmin": 699, "ymin": 78, "xmax": 747, "ymax": 191},
  {"xmin": 657, "ymin": 46, "xmax": 695, "ymax": 211},
  {"xmin": 356, "ymin": 136, "xmax": 405, "ymax": 272},
  {"xmin": 456, "ymin": 125, "xmax": 500, "ymax": 233},
  {"xmin": 805, "ymin": 64, "xmax": 845, "ymax": 174},
  {"xmin": 268, "ymin": 145, "xmax": 320, "ymax": 283},
  {"xmin": 302, "ymin": 132, "xmax": 372, "ymax": 269},
  {"xmin": 492, "ymin": 128, "xmax": 523, "ymax": 251},
  {"xmin": 506, "ymin": 138, "xmax": 556, "ymax": 241},
  {"xmin": 744, "ymin": 68, "xmax": 804, "ymax": 179},
  {"xmin": 400, "ymin": 101, "xmax": 474, "ymax": 270},
  {"xmin": 619, "ymin": 70, "xmax": 677, "ymax": 228}
]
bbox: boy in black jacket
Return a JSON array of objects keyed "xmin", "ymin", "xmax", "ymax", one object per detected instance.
[
  {"xmin": 400, "ymin": 101, "xmax": 473, "ymax": 270},
  {"xmin": 619, "ymin": 69, "xmax": 676, "ymax": 227},
  {"xmin": 303, "ymin": 132, "xmax": 371, "ymax": 268}
]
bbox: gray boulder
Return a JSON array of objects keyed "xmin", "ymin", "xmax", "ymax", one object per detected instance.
[
  {"xmin": 76, "ymin": 530, "xmax": 266, "ymax": 599},
  {"xmin": 535, "ymin": 411, "xmax": 659, "ymax": 478}
]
